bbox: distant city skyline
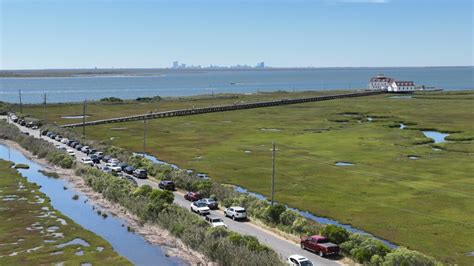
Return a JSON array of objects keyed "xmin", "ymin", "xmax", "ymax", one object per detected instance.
[
  {"xmin": 170, "ymin": 61, "xmax": 266, "ymax": 69},
  {"xmin": 1, "ymin": 0, "xmax": 472, "ymax": 70}
]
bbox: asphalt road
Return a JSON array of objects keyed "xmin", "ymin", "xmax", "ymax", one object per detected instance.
[{"xmin": 2, "ymin": 116, "xmax": 341, "ymax": 266}]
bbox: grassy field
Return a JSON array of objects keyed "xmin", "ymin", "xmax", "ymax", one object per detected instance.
[
  {"xmin": 27, "ymin": 90, "xmax": 474, "ymax": 265},
  {"xmin": 0, "ymin": 160, "xmax": 130, "ymax": 265},
  {"xmin": 21, "ymin": 90, "xmax": 351, "ymax": 126}
]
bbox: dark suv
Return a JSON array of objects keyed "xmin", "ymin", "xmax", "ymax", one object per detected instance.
[
  {"xmin": 158, "ymin": 180, "xmax": 175, "ymax": 191},
  {"xmin": 133, "ymin": 169, "xmax": 147, "ymax": 179}
]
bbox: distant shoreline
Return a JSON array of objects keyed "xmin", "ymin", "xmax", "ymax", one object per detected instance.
[{"xmin": 1, "ymin": 66, "xmax": 472, "ymax": 78}]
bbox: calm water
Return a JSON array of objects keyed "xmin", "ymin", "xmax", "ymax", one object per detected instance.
[
  {"xmin": 0, "ymin": 144, "xmax": 184, "ymax": 266},
  {"xmin": 1, "ymin": 67, "xmax": 472, "ymax": 103}
]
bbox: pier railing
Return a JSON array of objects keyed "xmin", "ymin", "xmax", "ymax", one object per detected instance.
[{"xmin": 61, "ymin": 90, "xmax": 384, "ymax": 128}]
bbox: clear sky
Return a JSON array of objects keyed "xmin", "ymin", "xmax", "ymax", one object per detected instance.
[{"xmin": 0, "ymin": 0, "xmax": 472, "ymax": 69}]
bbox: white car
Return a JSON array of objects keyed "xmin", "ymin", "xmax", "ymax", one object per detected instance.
[
  {"xmin": 55, "ymin": 135, "xmax": 63, "ymax": 141},
  {"xmin": 109, "ymin": 158, "xmax": 120, "ymax": 164},
  {"xmin": 190, "ymin": 201, "xmax": 210, "ymax": 215},
  {"xmin": 61, "ymin": 138, "xmax": 69, "ymax": 144},
  {"xmin": 67, "ymin": 149, "xmax": 76, "ymax": 157},
  {"xmin": 54, "ymin": 144, "xmax": 62, "ymax": 149},
  {"xmin": 80, "ymin": 157, "xmax": 94, "ymax": 165},
  {"xmin": 105, "ymin": 162, "xmax": 122, "ymax": 172},
  {"xmin": 205, "ymin": 216, "xmax": 227, "ymax": 228},
  {"xmin": 81, "ymin": 146, "xmax": 90, "ymax": 153},
  {"xmin": 224, "ymin": 206, "xmax": 247, "ymax": 221},
  {"xmin": 287, "ymin": 255, "xmax": 313, "ymax": 266}
]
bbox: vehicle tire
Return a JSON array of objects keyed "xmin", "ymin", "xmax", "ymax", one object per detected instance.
[
  {"xmin": 190, "ymin": 207, "xmax": 193, "ymax": 213},
  {"xmin": 319, "ymin": 251, "xmax": 324, "ymax": 257},
  {"xmin": 232, "ymin": 215, "xmax": 236, "ymax": 221},
  {"xmin": 300, "ymin": 243, "xmax": 305, "ymax": 250}
]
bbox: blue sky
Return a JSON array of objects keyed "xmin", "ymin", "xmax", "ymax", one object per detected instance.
[{"xmin": 1, "ymin": 0, "xmax": 472, "ymax": 69}]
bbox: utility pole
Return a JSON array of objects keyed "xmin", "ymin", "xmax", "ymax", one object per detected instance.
[
  {"xmin": 271, "ymin": 141, "xmax": 276, "ymax": 206},
  {"xmin": 82, "ymin": 100, "xmax": 86, "ymax": 136},
  {"xmin": 19, "ymin": 90, "xmax": 23, "ymax": 113},
  {"xmin": 143, "ymin": 115, "xmax": 147, "ymax": 154},
  {"xmin": 43, "ymin": 93, "xmax": 47, "ymax": 124}
]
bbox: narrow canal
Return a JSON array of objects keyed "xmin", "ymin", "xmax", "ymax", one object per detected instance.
[{"xmin": 0, "ymin": 144, "xmax": 184, "ymax": 266}]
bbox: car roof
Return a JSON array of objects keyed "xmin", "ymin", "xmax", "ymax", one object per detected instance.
[
  {"xmin": 289, "ymin": 254, "xmax": 309, "ymax": 261},
  {"xmin": 231, "ymin": 206, "xmax": 245, "ymax": 210}
]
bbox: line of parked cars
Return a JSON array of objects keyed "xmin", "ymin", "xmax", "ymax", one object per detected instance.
[
  {"xmin": 41, "ymin": 129, "xmax": 149, "ymax": 182},
  {"xmin": 9, "ymin": 113, "xmax": 40, "ymax": 129}
]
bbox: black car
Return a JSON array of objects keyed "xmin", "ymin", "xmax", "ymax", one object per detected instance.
[
  {"xmin": 88, "ymin": 149, "xmax": 97, "ymax": 155},
  {"xmin": 158, "ymin": 180, "xmax": 175, "ymax": 190},
  {"xmin": 67, "ymin": 140, "xmax": 75, "ymax": 146},
  {"xmin": 90, "ymin": 154, "xmax": 100, "ymax": 164},
  {"xmin": 200, "ymin": 198, "xmax": 219, "ymax": 210},
  {"xmin": 118, "ymin": 163, "xmax": 128, "ymax": 171},
  {"xmin": 70, "ymin": 141, "xmax": 78, "ymax": 148},
  {"xmin": 75, "ymin": 144, "xmax": 83, "ymax": 151},
  {"xmin": 133, "ymin": 169, "xmax": 147, "ymax": 179},
  {"xmin": 41, "ymin": 130, "xmax": 48, "ymax": 136},
  {"xmin": 49, "ymin": 134, "xmax": 57, "ymax": 139},
  {"xmin": 102, "ymin": 155, "xmax": 111, "ymax": 163},
  {"xmin": 123, "ymin": 166, "xmax": 135, "ymax": 174}
]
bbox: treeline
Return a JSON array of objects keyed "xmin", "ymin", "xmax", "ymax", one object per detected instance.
[{"xmin": 31, "ymin": 122, "xmax": 441, "ymax": 265}]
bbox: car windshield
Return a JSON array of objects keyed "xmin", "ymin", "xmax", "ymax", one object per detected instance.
[
  {"xmin": 236, "ymin": 209, "xmax": 246, "ymax": 213},
  {"xmin": 212, "ymin": 218, "xmax": 223, "ymax": 223},
  {"xmin": 300, "ymin": 260, "xmax": 313, "ymax": 266},
  {"xmin": 197, "ymin": 202, "xmax": 207, "ymax": 207},
  {"xmin": 316, "ymin": 238, "xmax": 328, "ymax": 243}
]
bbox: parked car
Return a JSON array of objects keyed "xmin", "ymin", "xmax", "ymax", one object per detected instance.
[
  {"xmin": 205, "ymin": 216, "xmax": 227, "ymax": 228},
  {"xmin": 49, "ymin": 133, "xmax": 57, "ymax": 139},
  {"xmin": 75, "ymin": 144, "xmax": 83, "ymax": 151},
  {"xmin": 287, "ymin": 255, "xmax": 313, "ymax": 266},
  {"xmin": 55, "ymin": 135, "xmax": 63, "ymax": 141},
  {"xmin": 184, "ymin": 192, "xmax": 202, "ymax": 202},
  {"xmin": 80, "ymin": 157, "xmax": 94, "ymax": 166},
  {"xmin": 32, "ymin": 125, "xmax": 39, "ymax": 130},
  {"xmin": 95, "ymin": 151, "xmax": 104, "ymax": 159},
  {"xmin": 123, "ymin": 166, "xmax": 135, "ymax": 174},
  {"xmin": 200, "ymin": 198, "xmax": 218, "ymax": 209},
  {"xmin": 67, "ymin": 149, "xmax": 76, "ymax": 157},
  {"xmin": 41, "ymin": 130, "xmax": 48, "ymax": 136},
  {"xmin": 61, "ymin": 138, "xmax": 69, "ymax": 144},
  {"xmin": 224, "ymin": 206, "xmax": 247, "ymax": 221},
  {"xmin": 132, "ymin": 169, "xmax": 147, "ymax": 179},
  {"xmin": 196, "ymin": 173, "xmax": 210, "ymax": 180},
  {"xmin": 190, "ymin": 201, "xmax": 210, "ymax": 215},
  {"xmin": 105, "ymin": 162, "xmax": 122, "ymax": 172},
  {"xmin": 89, "ymin": 154, "xmax": 100, "ymax": 164},
  {"xmin": 101, "ymin": 166, "xmax": 113, "ymax": 174},
  {"xmin": 81, "ymin": 146, "xmax": 90, "ymax": 153},
  {"xmin": 67, "ymin": 140, "xmax": 76, "ymax": 146},
  {"xmin": 102, "ymin": 155, "xmax": 112, "ymax": 163},
  {"xmin": 300, "ymin": 235, "xmax": 339, "ymax": 257},
  {"xmin": 88, "ymin": 149, "xmax": 97, "ymax": 155},
  {"xmin": 158, "ymin": 180, "xmax": 175, "ymax": 191},
  {"xmin": 118, "ymin": 163, "xmax": 128, "ymax": 170},
  {"xmin": 54, "ymin": 144, "xmax": 62, "ymax": 149},
  {"xmin": 109, "ymin": 158, "xmax": 120, "ymax": 164}
]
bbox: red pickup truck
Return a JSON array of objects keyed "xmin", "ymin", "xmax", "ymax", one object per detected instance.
[{"xmin": 300, "ymin": 235, "xmax": 340, "ymax": 257}]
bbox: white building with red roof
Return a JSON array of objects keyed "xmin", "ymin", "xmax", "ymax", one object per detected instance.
[{"xmin": 368, "ymin": 74, "xmax": 416, "ymax": 92}]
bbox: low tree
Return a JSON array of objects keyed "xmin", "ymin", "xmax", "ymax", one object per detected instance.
[{"xmin": 320, "ymin": 224, "xmax": 350, "ymax": 244}]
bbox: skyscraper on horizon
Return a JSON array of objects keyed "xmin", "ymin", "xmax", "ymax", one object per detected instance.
[{"xmin": 172, "ymin": 61, "xmax": 179, "ymax": 68}]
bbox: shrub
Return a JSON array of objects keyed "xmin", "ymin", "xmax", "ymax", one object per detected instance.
[
  {"xmin": 382, "ymin": 247, "xmax": 441, "ymax": 266},
  {"xmin": 320, "ymin": 224, "xmax": 350, "ymax": 244},
  {"xmin": 341, "ymin": 234, "xmax": 391, "ymax": 264},
  {"xmin": 279, "ymin": 209, "xmax": 299, "ymax": 226},
  {"xmin": 263, "ymin": 203, "xmax": 286, "ymax": 224},
  {"xmin": 100, "ymin": 97, "xmax": 123, "ymax": 102},
  {"xmin": 14, "ymin": 163, "xmax": 30, "ymax": 169},
  {"xmin": 133, "ymin": 184, "xmax": 153, "ymax": 197}
]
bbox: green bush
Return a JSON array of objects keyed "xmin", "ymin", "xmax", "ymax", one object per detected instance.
[
  {"xmin": 382, "ymin": 247, "xmax": 441, "ymax": 266},
  {"xmin": 14, "ymin": 163, "xmax": 30, "ymax": 169},
  {"xmin": 263, "ymin": 203, "xmax": 286, "ymax": 224},
  {"xmin": 320, "ymin": 224, "xmax": 350, "ymax": 244},
  {"xmin": 100, "ymin": 97, "xmax": 123, "ymax": 102},
  {"xmin": 341, "ymin": 234, "xmax": 391, "ymax": 264}
]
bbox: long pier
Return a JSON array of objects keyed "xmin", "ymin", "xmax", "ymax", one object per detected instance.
[{"xmin": 61, "ymin": 90, "xmax": 384, "ymax": 128}]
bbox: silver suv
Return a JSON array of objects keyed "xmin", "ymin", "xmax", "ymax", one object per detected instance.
[{"xmin": 224, "ymin": 206, "xmax": 247, "ymax": 221}]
